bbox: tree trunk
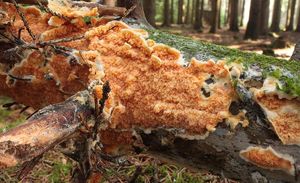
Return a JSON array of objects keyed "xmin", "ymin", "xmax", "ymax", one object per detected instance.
[
  {"xmin": 209, "ymin": 0, "xmax": 220, "ymax": 33},
  {"xmin": 286, "ymin": 0, "xmax": 296, "ymax": 31},
  {"xmin": 296, "ymin": 0, "xmax": 300, "ymax": 32},
  {"xmin": 194, "ymin": 0, "xmax": 201, "ymax": 30},
  {"xmin": 143, "ymin": 0, "xmax": 156, "ymax": 27},
  {"xmin": 286, "ymin": 0, "xmax": 291, "ymax": 28},
  {"xmin": 162, "ymin": 0, "xmax": 171, "ymax": 27},
  {"xmin": 1, "ymin": 1, "xmax": 300, "ymax": 183},
  {"xmin": 244, "ymin": 0, "xmax": 262, "ymax": 40},
  {"xmin": 229, "ymin": 0, "xmax": 239, "ymax": 32},
  {"xmin": 260, "ymin": 0, "xmax": 270, "ymax": 35},
  {"xmin": 270, "ymin": 0, "xmax": 282, "ymax": 32},
  {"xmin": 239, "ymin": 0, "xmax": 245, "ymax": 26},
  {"xmin": 170, "ymin": 0, "xmax": 174, "ymax": 24},
  {"xmin": 218, "ymin": 0, "xmax": 222, "ymax": 28},
  {"xmin": 185, "ymin": 0, "xmax": 191, "ymax": 24},
  {"xmin": 190, "ymin": 0, "xmax": 195, "ymax": 24},
  {"xmin": 177, "ymin": 0, "xmax": 184, "ymax": 24}
]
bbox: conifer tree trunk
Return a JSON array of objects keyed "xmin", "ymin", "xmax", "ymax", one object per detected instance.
[
  {"xmin": 143, "ymin": 0, "xmax": 156, "ymax": 27},
  {"xmin": 260, "ymin": 0, "xmax": 270, "ymax": 35},
  {"xmin": 244, "ymin": 0, "xmax": 262, "ymax": 39},
  {"xmin": 296, "ymin": 0, "xmax": 300, "ymax": 32},
  {"xmin": 170, "ymin": 0, "xmax": 174, "ymax": 24},
  {"xmin": 229, "ymin": 0, "xmax": 239, "ymax": 32},
  {"xmin": 177, "ymin": 0, "xmax": 184, "ymax": 24},
  {"xmin": 218, "ymin": 0, "xmax": 222, "ymax": 28},
  {"xmin": 185, "ymin": 0, "xmax": 191, "ymax": 24},
  {"xmin": 162, "ymin": 0, "xmax": 171, "ymax": 26},
  {"xmin": 270, "ymin": 0, "xmax": 282, "ymax": 32},
  {"xmin": 286, "ymin": 0, "xmax": 296, "ymax": 31},
  {"xmin": 286, "ymin": 0, "xmax": 291, "ymax": 28},
  {"xmin": 209, "ymin": 0, "xmax": 220, "ymax": 33},
  {"xmin": 239, "ymin": 0, "xmax": 245, "ymax": 26}
]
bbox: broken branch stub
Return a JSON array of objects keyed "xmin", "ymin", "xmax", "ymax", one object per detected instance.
[
  {"xmin": 0, "ymin": 1, "xmax": 300, "ymax": 182},
  {"xmin": 0, "ymin": 91, "xmax": 94, "ymax": 168}
]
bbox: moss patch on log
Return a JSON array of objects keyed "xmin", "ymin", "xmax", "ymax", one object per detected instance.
[{"xmin": 148, "ymin": 30, "xmax": 300, "ymax": 97}]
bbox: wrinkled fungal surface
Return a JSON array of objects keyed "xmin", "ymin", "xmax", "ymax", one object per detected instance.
[{"xmin": 240, "ymin": 146, "xmax": 295, "ymax": 175}]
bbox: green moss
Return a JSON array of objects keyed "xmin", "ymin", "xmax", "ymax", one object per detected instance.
[
  {"xmin": 148, "ymin": 30, "xmax": 300, "ymax": 97},
  {"xmin": 0, "ymin": 97, "xmax": 26, "ymax": 133},
  {"xmin": 48, "ymin": 162, "xmax": 72, "ymax": 183}
]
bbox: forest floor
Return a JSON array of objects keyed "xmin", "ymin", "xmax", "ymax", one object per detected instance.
[
  {"xmin": 0, "ymin": 28, "xmax": 298, "ymax": 183},
  {"xmin": 161, "ymin": 25, "xmax": 299, "ymax": 60}
]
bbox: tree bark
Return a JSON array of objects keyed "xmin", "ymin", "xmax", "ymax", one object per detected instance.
[
  {"xmin": 209, "ymin": 0, "xmax": 220, "ymax": 33},
  {"xmin": 177, "ymin": 0, "xmax": 184, "ymax": 24},
  {"xmin": 162, "ymin": 0, "xmax": 171, "ymax": 27},
  {"xmin": 239, "ymin": 0, "xmax": 245, "ymax": 26},
  {"xmin": 185, "ymin": 0, "xmax": 191, "ymax": 24},
  {"xmin": 143, "ymin": 0, "xmax": 156, "ymax": 27},
  {"xmin": 0, "ymin": 91, "xmax": 93, "ymax": 168},
  {"xmin": 296, "ymin": 0, "xmax": 300, "ymax": 32},
  {"xmin": 270, "ymin": 0, "xmax": 282, "ymax": 32},
  {"xmin": 286, "ymin": 0, "xmax": 291, "ymax": 28},
  {"xmin": 229, "ymin": 0, "xmax": 239, "ymax": 32},
  {"xmin": 170, "ymin": 0, "xmax": 174, "ymax": 24},
  {"xmin": 194, "ymin": 0, "xmax": 203, "ymax": 31},
  {"xmin": 286, "ymin": 0, "xmax": 296, "ymax": 31},
  {"xmin": 244, "ymin": 0, "xmax": 262, "ymax": 40},
  {"xmin": 218, "ymin": 0, "xmax": 222, "ymax": 29},
  {"xmin": 260, "ymin": 0, "xmax": 270, "ymax": 35}
]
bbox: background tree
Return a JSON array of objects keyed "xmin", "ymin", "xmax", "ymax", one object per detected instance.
[
  {"xmin": 244, "ymin": 0, "xmax": 262, "ymax": 39},
  {"xmin": 177, "ymin": 0, "xmax": 184, "ymax": 24},
  {"xmin": 170, "ymin": 0, "xmax": 174, "ymax": 24},
  {"xmin": 270, "ymin": 0, "xmax": 282, "ymax": 32},
  {"xmin": 185, "ymin": 0, "xmax": 191, "ymax": 24},
  {"xmin": 194, "ymin": 0, "xmax": 204, "ymax": 31},
  {"xmin": 239, "ymin": 0, "xmax": 245, "ymax": 26},
  {"xmin": 286, "ymin": 0, "xmax": 291, "ymax": 28},
  {"xmin": 260, "ymin": 0, "xmax": 270, "ymax": 35},
  {"xmin": 296, "ymin": 0, "xmax": 300, "ymax": 32},
  {"xmin": 229, "ymin": 0, "xmax": 239, "ymax": 32},
  {"xmin": 286, "ymin": 0, "xmax": 296, "ymax": 31},
  {"xmin": 162, "ymin": 0, "xmax": 171, "ymax": 26},
  {"xmin": 143, "ymin": 0, "xmax": 156, "ymax": 27},
  {"xmin": 218, "ymin": 0, "xmax": 222, "ymax": 28},
  {"xmin": 210, "ymin": 0, "xmax": 220, "ymax": 33}
]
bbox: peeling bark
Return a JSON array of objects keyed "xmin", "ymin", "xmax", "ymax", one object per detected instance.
[{"xmin": 0, "ymin": 91, "xmax": 94, "ymax": 168}]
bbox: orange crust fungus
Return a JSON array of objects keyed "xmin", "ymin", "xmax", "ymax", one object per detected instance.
[
  {"xmin": 252, "ymin": 79, "xmax": 300, "ymax": 146},
  {"xmin": 240, "ymin": 146, "xmax": 295, "ymax": 175}
]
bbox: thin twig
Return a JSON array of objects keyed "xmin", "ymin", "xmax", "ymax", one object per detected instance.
[
  {"xmin": 0, "ymin": 32, "xmax": 15, "ymax": 43},
  {"xmin": 38, "ymin": 35, "xmax": 84, "ymax": 46},
  {"xmin": 17, "ymin": 154, "xmax": 43, "ymax": 180},
  {"xmin": 8, "ymin": 74, "xmax": 32, "ymax": 82},
  {"xmin": 11, "ymin": 0, "xmax": 36, "ymax": 40}
]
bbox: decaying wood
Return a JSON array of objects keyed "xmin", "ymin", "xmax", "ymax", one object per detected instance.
[
  {"xmin": 291, "ymin": 41, "xmax": 300, "ymax": 61},
  {"xmin": 0, "ymin": 90, "xmax": 94, "ymax": 168},
  {"xmin": 0, "ymin": 1, "xmax": 300, "ymax": 183}
]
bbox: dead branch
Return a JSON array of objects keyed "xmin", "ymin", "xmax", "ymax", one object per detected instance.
[
  {"xmin": 0, "ymin": 90, "xmax": 94, "ymax": 168},
  {"xmin": 11, "ymin": 0, "xmax": 36, "ymax": 40}
]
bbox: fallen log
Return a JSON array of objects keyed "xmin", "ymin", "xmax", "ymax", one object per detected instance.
[{"xmin": 0, "ymin": 1, "xmax": 299, "ymax": 182}]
